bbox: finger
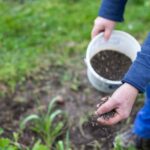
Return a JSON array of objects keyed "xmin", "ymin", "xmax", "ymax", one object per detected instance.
[
  {"xmin": 96, "ymin": 104, "xmax": 100, "ymax": 108},
  {"xmin": 95, "ymin": 98, "xmax": 116, "ymax": 115},
  {"xmin": 91, "ymin": 26, "xmax": 104, "ymax": 39},
  {"xmin": 97, "ymin": 114, "xmax": 122, "ymax": 125},
  {"xmin": 96, "ymin": 96, "xmax": 109, "ymax": 108},
  {"xmin": 104, "ymin": 28, "xmax": 112, "ymax": 41},
  {"xmin": 101, "ymin": 96, "xmax": 110, "ymax": 101}
]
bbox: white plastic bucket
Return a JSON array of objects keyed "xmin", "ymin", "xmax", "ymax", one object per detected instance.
[{"xmin": 85, "ymin": 30, "xmax": 141, "ymax": 93}]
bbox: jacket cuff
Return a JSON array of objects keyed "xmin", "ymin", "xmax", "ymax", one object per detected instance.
[
  {"xmin": 123, "ymin": 54, "xmax": 150, "ymax": 93},
  {"xmin": 99, "ymin": 0, "xmax": 127, "ymax": 22},
  {"xmin": 122, "ymin": 78, "xmax": 144, "ymax": 93}
]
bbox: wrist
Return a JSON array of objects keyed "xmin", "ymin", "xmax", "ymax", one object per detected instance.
[{"xmin": 124, "ymin": 82, "xmax": 139, "ymax": 95}]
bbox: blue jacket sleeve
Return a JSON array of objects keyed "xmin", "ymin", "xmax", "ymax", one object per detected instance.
[
  {"xmin": 99, "ymin": 0, "xmax": 128, "ymax": 22},
  {"xmin": 122, "ymin": 33, "xmax": 150, "ymax": 92}
]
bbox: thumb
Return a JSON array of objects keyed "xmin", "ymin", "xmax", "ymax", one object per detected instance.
[
  {"xmin": 104, "ymin": 28, "xmax": 112, "ymax": 41},
  {"xmin": 95, "ymin": 98, "xmax": 116, "ymax": 115}
]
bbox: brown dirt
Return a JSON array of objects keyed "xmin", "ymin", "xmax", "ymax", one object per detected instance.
[
  {"xmin": 91, "ymin": 50, "xmax": 132, "ymax": 80},
  {"xmin": 0, "ymin": 61, "xmax": 143, "ymax": 150}
]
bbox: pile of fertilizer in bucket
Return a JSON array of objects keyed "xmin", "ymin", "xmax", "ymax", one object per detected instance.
[{"xmin": 90, "ymin": 50, "xmax": 132, "ymax": 81}]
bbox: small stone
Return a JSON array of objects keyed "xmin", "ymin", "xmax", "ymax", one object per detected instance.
[{"xmin": 55, "ymin": 95, "xmax": 65, "ymax": 105}]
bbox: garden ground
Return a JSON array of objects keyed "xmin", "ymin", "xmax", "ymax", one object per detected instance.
[
  {"xmin": 0, "ymin": 62, "xmax": 143, "ymax": 149},
  {"xmin": 0, "ymin": 0, "xmax": 149, "ymax": 149}
]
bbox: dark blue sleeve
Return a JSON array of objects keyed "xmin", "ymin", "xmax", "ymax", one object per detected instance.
[
  {"xmin": 122, "ymin": 33, "xmax": 150, "ymax": 92},
  {"xmin": 99, "ymin": 0, "xmax": 128, "ymax": 22}
]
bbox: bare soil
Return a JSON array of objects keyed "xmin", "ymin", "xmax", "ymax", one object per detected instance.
[
  {"xmin": 91, "ymin": 50, "xmax": 132, "ymax": 80},
  {"xmin": 0, "ymin": 61, "xmax": 143, "ymax": 150}
]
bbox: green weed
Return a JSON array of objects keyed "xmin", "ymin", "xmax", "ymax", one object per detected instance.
[
  {"xmin": 0, "ymin": 128, "xmax": 70, "ymax": 150},
  {"xmin": 114, "ymin": 135, "xmax": 136, "ymax": 150},
  {"xmin": 0, "ymin": 136, "xmax": 50, "ymax": 150},
  {"xmin": 56, "ymin": 131, "xmax": 71, "ymax": 150},
  {"xmin": 0, "ymin": 128, "xmax": 4, "ymax": 135},
  {"xmin": 20, "ymin": 97, "xmax": 69, "ymax": 149},
  {"xmin": 0, "ymin": 129, "xmax": 21, "ymax": 150},
  {"xmin": 31, "ymin": 140, "xmax": 49, "ymax": 150}
]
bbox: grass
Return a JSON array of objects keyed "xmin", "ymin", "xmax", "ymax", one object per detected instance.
[
  {"xmin": 0, "ymin": 0, "xmax": 96, "ymax": 87},
  {"xmin": 0, "ymin": 0, "xmax": 150, "ymax": 88}
]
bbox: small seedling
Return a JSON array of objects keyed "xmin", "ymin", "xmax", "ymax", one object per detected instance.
[
  {"xmin": 0, "ymin": 137, "xmax": 21, "ymax": 150},
  {"xmin": 114, "ymin": 135, "xmax": 136, "ymax": 150},
  {"xmin": 32, "ymin": 140, "xmax": 49, "ymax": 150},
  {"xmin": 0, "ymin": 128, "xmax": 4, "ymax": 135},
  {"xmin": 20, "ymin": 97, "xmax": 68, "ymax": 149}
]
